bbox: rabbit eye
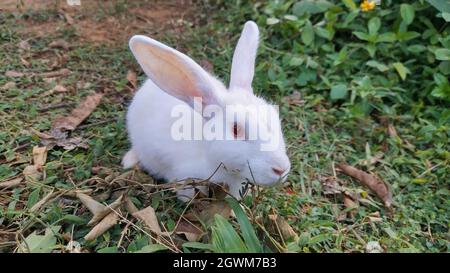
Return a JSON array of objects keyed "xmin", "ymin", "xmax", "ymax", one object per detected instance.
[{"xmin": 232, "ymin": 123, "xmax": 244, "ymax": 139}]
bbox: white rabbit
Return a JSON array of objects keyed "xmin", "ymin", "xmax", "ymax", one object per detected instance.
[{"xmin": 122, "ymin": 21, "xmax": 291, "ymax": 201}]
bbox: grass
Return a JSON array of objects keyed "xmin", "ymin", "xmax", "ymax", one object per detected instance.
[{"xmin": 0, "ymin": 0, "xmax": 449, "ymax": 253}]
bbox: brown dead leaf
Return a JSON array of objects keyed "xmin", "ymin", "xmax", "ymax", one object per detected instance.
[
  {"xmin": 0, "ymin": 177, "xmax": 23, "ymax": 189},
  {"xmin": 84, "ymin": 211, "xmax": 120, "ymax": 241},
  {"xmin": 51, "ymin": 84, "xmax": 68, "ymax": 93},
  {"xmin": 126, "ymin": 70, "xmax": 137, "ymax": 89},
  {"xmin": 18, "ymin": 40, "xmax": 31, "ymax": 51},
  {"xmin": 124, "ymin": 196, "xmax": 138, "ymax": 214},
  {"xmin": 22, "ymin": 165, "xmax": 41, "ymax": 182},
  {"xmin": 198, "ymin": 200, "xmax": 232, "ymax": 226},
  {"xmin": 132, "ymin": 205, "xmax": 162, "ymax": 234},
  {"xmin": 52, "ymin": 92, "xmax": 103, "ymax": 131},
  {"xmin": 268, "ymin": 214, "xmax": 299, "ymax": 243},
  {"xmin": 337, "ymin": 163, "xmax": 392, "ymax": 209},
  {"xmin": 49, "ymin": 39, "xmax": 70, "ymax": 50},
  {"xmin": 173, "ymin": 220, "xmax": 204, "ymax": 242},
  {"xmin": 32, "ymin": 146, "xmax": 47, "ymax": 169},
  {"xmin": 5, "ymin": 71, "xmax": 24, "ymax": 78},
  {"xmin": 1, "ymin": 81, "xmax": 16, "ymax": 90},
  {"xmin": 87, "ymin": 194, "xmax": 123, "ymax": 226},
  {"xmin": 76, "ymin": 192, "xmax": 106, "ymax": 215}
]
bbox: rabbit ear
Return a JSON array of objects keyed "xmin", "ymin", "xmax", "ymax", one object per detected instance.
[
  {"xmin": 229, "ymin": 21, "xmax": 260, "ymax": 92},
  {"xmin": 129, "ymin": 35, "xmax": 221, "ymax": 107}
]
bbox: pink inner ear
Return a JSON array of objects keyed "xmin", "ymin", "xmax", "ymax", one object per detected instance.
[{"xmin": 133, "ymin": 43, "xmax": 202, "ymax": 99}]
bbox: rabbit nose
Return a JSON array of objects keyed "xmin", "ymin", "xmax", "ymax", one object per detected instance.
[{"xmin": 272, "ymin": 167, "xmax": 285, "ymax": 176}]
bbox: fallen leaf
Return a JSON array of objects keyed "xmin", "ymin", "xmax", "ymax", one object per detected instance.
[
  {"xmin": 124, "ymin": 196, "xmax": 138, "ymax": 214},
  {"xmin": 49, "ymin": 39, "xmax": 70, "ymax": 50},
  {"xmin": 32, "ymin": 146, "xmax": 47, "ymax": 169},
  {"xmin": 19, "ymin": 226, "xmax": 60, "ymax": 253},
  {"xmin": 5, "ymin": 71, "xmax": 24, "ymax": 78},
  {"xmin": 51, "ymin": 84, "xmax": 68, "ymax": 93},
  {"xmin": 337, "ymin": 163, "xmax": 392, "ymax": 209},
  {"xmin": 1, "ymin": 81, "xmax": 16, "ymax": 90},
  {"xmin": 173, "ymin": 220, "xmax": 204, "ymax": 242},
  {"xmin": 126, "ymin": 70, "xmax": 137, "ymax": 89},
  {"xmin": 84, "ymin": 211, "xmax": 120, "ymax": 241},
  {"xmin": 268, "ymin": 214, "xmax": 299, "ymax": 243},
  {"xmin": 198, "ymin": 200, "xmax": 232, "ymax": 226},
  {"xmin": 18, "ymin": 40, "xmax": 31, "ymax": 51},
  {"xmin": 0, "ymin": 177, "xmax": 23, "ymax": 189},
  {"xmin": 132, "ymin": 205, "xmax": 162, "ymax": 234},
  {"xmin": 76, "ymin": 192, "xmax": 106, "ymax": 215},
  {"xmin": 52, "ymin": 92, "xmax": 103, "ymax": 131},
  {"xmin": 88, "ymin": 194, "xmax": 123, "ymax": 226},
  {"xmin": 23, "ymin": 165, "xmax": 41, "ymax": 182}
]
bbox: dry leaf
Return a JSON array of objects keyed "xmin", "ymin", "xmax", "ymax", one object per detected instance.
[
  {"xmin": 51, "ymin": 84, "xmax": 68, "ymax": 93},
  {"xmin": 18, "ymin": 40, "xmax": 31, "ymax": 51},
  {"xmin": 132, "ymin": 205, "xmax": 162, "ymax": 234},
  {"xmin": 84, "ymin": 211, "xmax": 120, "ymax": 241},
  {"xmin": 88, "ymin": 194, "xmax": 123, "ymax": 226},
  {"xmin": 126, "ymin": 70, "xmax": 137, "ymax": 89},
  {"xmin": 76, "ymin": 192, "xmax": 106, "ymax": 215},
  {"xmin": 337, "ymin": 163, "xmax": 392, "ymax": 209},
  {"xmin": 1, "ymin": 81, "xmax": 16, "ymax": 90},
  {"xmin": 39, "ymin": 68, "xmax": 71, "ymax": 78},
  {"xmin": 49, "ymin": 39, "xmax": 70, "ymax": 50},
  {"xmin": 268, "ymin": 214, "xmax": 299, "ymax": 243},
  {"xmin": 174, "ymin": 220, "xmax": 203, "ymax": 242},
  {"xmin": 23, "ymin": 165, "xmax": 41, "ymax": 182},
  {"xmin": 124, "ymin": 196, "xmax": 138, "ymax": 214},
  {"xmin": 52, "ymin": 92, "xmax": 103, "ymax": 131},
  {"xmin": 5, "ymin": 71, "xmax": 24, "ymax": 78},
  {"xmin": 0, "ymin": 177, "xmax": 23, "ymax": 189},
  {"xmin": 32, "ymin": 146, "xmax": 47, "ymax": 169},
  {"xmin": 198, "ymin": 200, "xmax": 232, "ymax": 226}
]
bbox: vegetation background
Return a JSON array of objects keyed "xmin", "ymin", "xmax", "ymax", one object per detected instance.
[{"xmin": 0, "ymin": 0, "xmax": 448, "ymax": 253}]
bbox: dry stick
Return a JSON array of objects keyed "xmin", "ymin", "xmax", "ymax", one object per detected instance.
[{"xmin": 117, "ymin": 220, "xmax": 132, "ymax": 249}]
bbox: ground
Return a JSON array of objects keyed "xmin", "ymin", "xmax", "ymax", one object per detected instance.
[{"xmin": 0, "ymin": 0, "xmax": 448, "ymax": 253}]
